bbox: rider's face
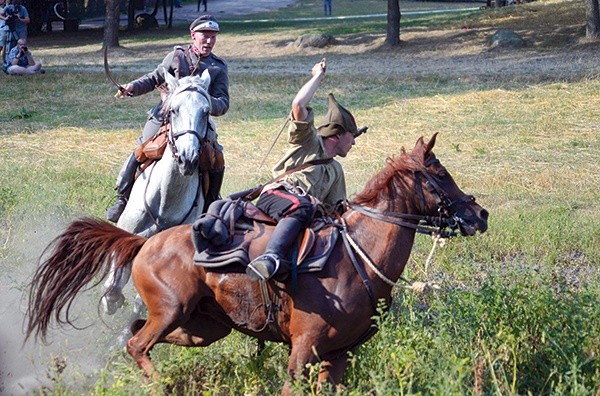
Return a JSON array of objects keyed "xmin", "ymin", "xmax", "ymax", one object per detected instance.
[
  {"xmin": 191, "ymin": 30, "xmax": 218, "ymax": 58},
  {"xmin": 332, "ymin": 132, "xmax": 356, "ymax": 158}
]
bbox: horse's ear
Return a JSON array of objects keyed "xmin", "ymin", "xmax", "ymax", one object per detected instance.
[
  {"xmin": 199, "ymin": 69, "xmax": 211, "ymax": 92},
  {"xmin": 412, "ymin": 136, "xmax": 426, "ymax": 158},
  {"xmin": 412, "ymin": 133, "xmax": 438, "ymax": 161},
  {"xmin": 163, "ymin": 67, "xmax": 178, "ymax": 91},
  {"xmin": 425, "ymin": 133, "xmax": 438, "ymax": 155}
]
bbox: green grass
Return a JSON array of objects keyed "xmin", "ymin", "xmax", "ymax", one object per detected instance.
[{"xmin": 1, "ymin": 0, "xmax": 599, "ymax": 394}]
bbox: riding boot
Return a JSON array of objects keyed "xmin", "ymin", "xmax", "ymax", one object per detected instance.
[
  {"xmin": 246, "ymin": 217, "xmax": 305, "ymax": 281},
  {"xmin": 106, "ymin": 152, "xmax": 139, "ymax": 223},
  {"xmin": 203, "ymin": 167, "xmax": 225, "ymax": 212}
]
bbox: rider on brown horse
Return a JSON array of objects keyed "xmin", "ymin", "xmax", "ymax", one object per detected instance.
[{"xmin": 246, "ymin": 59, "xmax": 364, "ymax": 281}]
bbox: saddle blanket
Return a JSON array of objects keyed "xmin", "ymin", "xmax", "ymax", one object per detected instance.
[{"xmin": 192, "ymin": 199, "xmax": 339, "ymax": 274}]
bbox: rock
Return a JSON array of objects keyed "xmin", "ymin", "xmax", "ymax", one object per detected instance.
[
  {"xmin": 489, "ymin": 29, "xmax": 525, "ymax": 49},
  {"xmin": 294, "ymin": 34, "xmax": 336, "ymax": 48}
]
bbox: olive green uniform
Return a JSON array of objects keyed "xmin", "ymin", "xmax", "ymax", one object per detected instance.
[{"xmin": 264, "ymin": 108, "xmax": 346, "ymax": 212}]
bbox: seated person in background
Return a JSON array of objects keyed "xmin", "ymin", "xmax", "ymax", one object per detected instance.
[
  {"xmin": 4, "ymin": 38, "xmax": 43, "ymax": 75},
  {"xmin": 245, "ymin": 59, "xmax": 362, "ymax": 281}
]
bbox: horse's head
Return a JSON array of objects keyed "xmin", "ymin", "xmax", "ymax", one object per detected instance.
[
  {"xmin": 405, "ymin": 133, "xmax": 488, "ymax": 236},
  {"xmin": 163, "ymin": 69, "xmax": 212, "ymax": 176},
  {"xmin": 353, "ymin": 133, "xmax": 488, "ymax": 237}
]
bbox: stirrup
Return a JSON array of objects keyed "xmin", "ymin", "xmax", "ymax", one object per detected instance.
[{"xmin": 246, "ymin": 253, "xmax": 280, "ymax": 281}]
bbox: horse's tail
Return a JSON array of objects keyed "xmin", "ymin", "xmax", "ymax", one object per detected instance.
[{"xmin": 24, "ymin": 217, "xmax": 147, "ymax": 343}]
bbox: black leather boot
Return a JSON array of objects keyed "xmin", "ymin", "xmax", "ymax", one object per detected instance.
[
  {"xmin": 106, "ymin": 152, "xmax": 138, "ymax": 223},
  {"xmin": 246, "ymin": 217, "xmax": 305, "ymax": 281},
  {"xmin": 203, "ymin": 167, "xmax": 225, "ymax": 213}
]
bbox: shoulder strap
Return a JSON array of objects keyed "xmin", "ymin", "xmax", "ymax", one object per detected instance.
[{"xmin": 229, "ymin": 158, "xmax": 334, "ymax": 201}]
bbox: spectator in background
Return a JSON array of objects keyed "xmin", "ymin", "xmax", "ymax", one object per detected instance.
[
  {"xmin": 0, "ymin": 0, "xmax": 30, "ymax": 41},
  {"xmin": 4, "ymin": 38, "xmax": 43, "ymax": 75},
  {"xmin": 324, "ymin": 0, "xmax": 332, "ymax": 16},
  {"xmin": 0, "ymin": 0, "xmax": 8, "ymax": 61}
]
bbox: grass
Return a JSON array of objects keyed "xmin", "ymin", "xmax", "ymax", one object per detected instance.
[{"xmin": 1, "ymin": 0, "xmax": 599, "ymax": 394}]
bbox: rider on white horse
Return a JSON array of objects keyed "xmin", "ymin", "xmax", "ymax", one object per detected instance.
[{"xmin": 108, "ymin": 14, "xmax": 229, "ymax": 223}]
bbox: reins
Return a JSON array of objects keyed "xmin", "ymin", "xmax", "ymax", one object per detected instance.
[{"xmin": 338, "ymin": 161, "xmax": 471, "ymax": 300}]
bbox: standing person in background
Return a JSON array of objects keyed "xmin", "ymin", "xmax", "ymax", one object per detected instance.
[
  {"xmin": 198, "ymin": 0, "xmax": 207, "ymax": 12},
  {"xmin": 4, "ymin": 38, "xmax": 43, "ymax": 75},
  {"xmin": 0, "ymin": 0, "xmax": 8, "ymax": 62},
  {"xmin": 107, "ymin": 14, "xmax": 229, "ymax": 223},
  {"xmin": 324, "ymin": 0, "xmax": 332, "ymax": 16},
  {"xmin": 0, "ymin": 0, "xmax": 29, "ymax": 42}
]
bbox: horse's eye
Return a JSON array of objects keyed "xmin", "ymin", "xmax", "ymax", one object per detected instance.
[{"xmin": 437, "ymin": 169, "xmax": 447, "ymax": 178}]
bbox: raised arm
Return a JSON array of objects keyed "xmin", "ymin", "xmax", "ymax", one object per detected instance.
[{"xmin": 291, "ymin": 59, "xmax": 326, "ymax": 122}]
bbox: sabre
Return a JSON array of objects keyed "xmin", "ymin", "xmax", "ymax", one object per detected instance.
[
  {"xmin": 103, "ymin": 45, "xmax": 132, "ymax": 97},
  {"xmin": 258, "ymin": 111, "xmax": 292, "ymax": 169}
]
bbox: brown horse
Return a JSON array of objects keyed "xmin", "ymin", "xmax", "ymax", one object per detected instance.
[{"xmin": 25, "ymin": 134, "xmax": 488, "ymax": 394}]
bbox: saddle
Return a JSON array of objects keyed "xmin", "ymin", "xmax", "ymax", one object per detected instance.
[{"xmin": 192, "ymin": 199, "xmax": 339, "ymax": 275}]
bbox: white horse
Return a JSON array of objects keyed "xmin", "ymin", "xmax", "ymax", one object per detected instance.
[{"xmin": 102, "ymin": 70, "xmax": 214, "ymax": 315}]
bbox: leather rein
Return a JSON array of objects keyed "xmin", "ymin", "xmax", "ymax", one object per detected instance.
[{"xmin": 349, "ymin": 157, "xmax": 475, "ymax": 239}]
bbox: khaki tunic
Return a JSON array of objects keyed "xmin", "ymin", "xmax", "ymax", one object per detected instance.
[{"xmin": 265, "ymin": 108, "xmax": 346, "ymax": 211}]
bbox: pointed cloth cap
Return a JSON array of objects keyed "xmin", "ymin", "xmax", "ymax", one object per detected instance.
[{"xmin": 317, "ymin": 93, "xmax": 358, "ymax": 137}]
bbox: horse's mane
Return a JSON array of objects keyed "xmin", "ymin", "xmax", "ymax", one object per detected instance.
[{"xmin": 351, "ymin": 147, "xmax": 422, "ymax": 206}]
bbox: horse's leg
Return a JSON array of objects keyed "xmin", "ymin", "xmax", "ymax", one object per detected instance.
[
  {"xmin": 316, "ymin": 355, "xmax": 349, "ymax": 393},
  {"xmin": 127, "ymin": 307, "xmax": 231, "ymax": 378},
  {"xmin": 282, "ymin": 342, "xmax": 320, "ymax": 396},
  {"xmin": 101, "ymin": 260, "xmax": 132, "ymax": 315},
  {"xmin": 127, "ymin": 315, "xmax": 174, "ymax": 379},
  {"xmin": 163, "ymin": 312, "xmax": 232, "ymax": 346},
  {"xmin": 282, "ymin": 343, "xmax": 349, "ymax": 395}
]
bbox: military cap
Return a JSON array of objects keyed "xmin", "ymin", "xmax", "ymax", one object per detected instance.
[
  {"xmin": 190, "ymin": 15, "xmax": 220, "ymax": 32},
  {"xmin": 317, "ymin": 93, "xmax": 358, "ymax": 137}
]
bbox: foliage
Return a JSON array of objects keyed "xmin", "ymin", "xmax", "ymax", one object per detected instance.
[{"xmin": 1, "ymin": 0, "xmax": 598, "ymax": 394}]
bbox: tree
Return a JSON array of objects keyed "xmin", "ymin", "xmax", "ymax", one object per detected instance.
[
  {"xmin": 586, "ymin": 0, "xmax": 600, "ymax": 39},
  {"xmin": 103, "ymin": 0, "xmax": 121, "ymax": 48},
  {"xmin": 385, "ymin": 0, "xmax": 401, "ymax": 46}
]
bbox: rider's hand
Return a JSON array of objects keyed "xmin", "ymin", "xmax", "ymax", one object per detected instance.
[
  {"xmin": 115, "ymin": 83, "xmax": 133, "ymax": 98},
  {"xmin": 312, "ymin": 58, "xmax": 326, "ymax": 78}
]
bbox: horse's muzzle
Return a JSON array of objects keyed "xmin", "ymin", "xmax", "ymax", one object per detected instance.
[
  {"xmin": 455, "ymin": 204, "xmax": 489, "ymax": 236},
  {"xmin": 178, "ymin": 155, "xmax": 199, "ymax": 176}
]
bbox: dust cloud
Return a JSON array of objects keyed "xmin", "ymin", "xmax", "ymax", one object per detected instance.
[{"xmin": 0, "ymin": 212, "xmax": 138, "ymax": 395}]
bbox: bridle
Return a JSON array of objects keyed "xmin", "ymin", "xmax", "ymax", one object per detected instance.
[
  {"xmin": 165, "ymin": 84, "xmax": 211, "ymax": 161},
  {"xmin": 348, "ymin": 157, "xmax": 475, "ymax": 238},
  {"xmin": 143, "ymin": 82, "xmax": 211, "ymax": 231},
  {"xmin": 340, "ymin": 156, "xmax": 476, "ymax": 311}
]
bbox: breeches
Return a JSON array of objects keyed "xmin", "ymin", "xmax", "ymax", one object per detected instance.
[{"xmin": 256, "ymin": 188, "xmax": 316, "ymax": 227}]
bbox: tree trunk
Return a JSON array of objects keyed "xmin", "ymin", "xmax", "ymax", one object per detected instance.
[
  {"xmin": 103, "ymin": 0, "xmax": 121, "ymax": 48},
  {"xmin": 586, "ymin": 0, "xmax": 600, "ymax": 39},
  {"xmin": 385, "ymin": 0, "xmax": 401, "ymax": 46},
  {"xmin": 128, "ymin": 0, "xmax": 136, "ymax": 32}
]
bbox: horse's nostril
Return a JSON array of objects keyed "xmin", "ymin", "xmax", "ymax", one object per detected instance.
[{"xmin": 481, "ymin": 209, "xmax": 489, "ymax": 221}]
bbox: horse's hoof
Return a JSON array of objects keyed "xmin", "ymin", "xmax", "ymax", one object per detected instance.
[{"xmin": 102, "ymin": 292, "xmax": 125, "ymax": 315}]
